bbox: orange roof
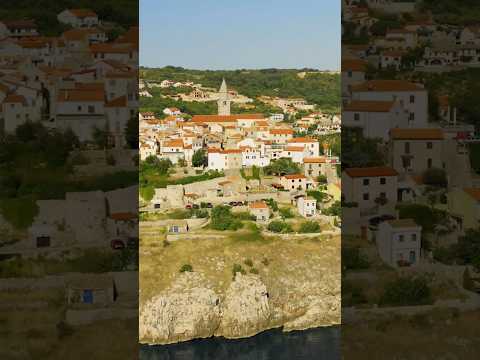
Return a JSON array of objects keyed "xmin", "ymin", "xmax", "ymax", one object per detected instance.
[
  {"xmin": 105, "ymin": 96, "xmax": 127, "ymax": 108},
  {"xmin": 283, "ymin": 174, "xmax": 307, "ymax": 179},
  {"xmin": 390, "ymin": 128, "xmax": 444, "ymax": 140},
  {"xmin": 351, "ymin": 80, "xmax": 424, "ymax": 92},
  {"xmin": 285, "ymin": 146, "xmax": 304, "ymax": 152},
  {"xmin": 208, "ymin": 148, "xmax": 242, "ymax": 154},
  {"xmin": 345, "ymin": 167, "xmax": 398, "ymax": 178},
  {"xmin": 3, "ymin": 20, "xmax": 36, "ymax": 29},
  {"xmin": 3, "ymin": 94, "xmax": 26, "ymax": 104},
  {"xmin": 382, "ymin": 50, "xmax": 405, "ymax": 57},
  {"xmin": 249, "ymin": 201, "xmax": 268, "ymax": 209},
  {"xmin": 464, "ymin": 188, "xmax": 480, "ymax": 201},
  {"xmin": 255, "ymin": 120, "xmax": 269, "ymax": 127},
  {"xmin": 287, "ymin": 137, "xmax": 317, "ymax": 143},
  {"xmin": 163, "ymin": 139, "xmax": 184, "ymax": 148},
  {"xmin": 344, "ymin": 100, "xmax": 395, "ymax": 113},
  {"xmin": 68, "ymin": 9, "xmax": 97, "ymax": 18},
  {"xmin": 110, "ymin": 212, "xmax": 136, "ymax": 221},
  {"xmin": 270, "ymin": 128, "xmax": 294, "ymax": 135},
  {"xmin": 192, "ymin": 114, "xmax": 263, "ymax": 123},
  {"xmin": 90, "ymin": 43, "xmax": 134, "ymax": 54},
  {"xmin": 342, "ymin": 59, "xmax": 367, "ymax": 72},
  {"xmin": 57, "ymin": 89, "xmax": 104, "ymax": 102},
  {"xmin": 304, "ymin": 157, "xmax": 326, "ymax": 164}
]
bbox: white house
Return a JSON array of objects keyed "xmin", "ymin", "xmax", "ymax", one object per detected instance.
[
  {"xmin": 249, "ymin": 201, "xmax": 270, "ymax": 222},
  {"xmin": 58, "ymin": 9, "xmax": 99, "ymax": 28},
  {"xmin": 351, "ymin": 80, "xmax": 428, "ymax": 128},
  {"xmin": 286, "ymin": 137, "xmax": 320, "ymax": 157},
  {"xmin": 280, "ymin": 174, "xmax": 307, "ymax": 191},
  {"xmin": 343, "ymin": 167, "xmax": 398, "ymax": 215},
  {"xmin": 343, "ymin": 99, "xmax": 409, "ymax": 141},
  {"xmin": 389, "ymin": 128, "xmax": 445, "ymax": 175},
  {"xmin": 377, "ymin": 218, "xmax": 422, "ymax": 267},
  {"xmin": 163, "ymin": 107, "xmax": 181, "ymax": 116},
  {"xmin": 208, "ymin": 148, "xmax": 242, "ymax": 171},
  {"xmin": 342, "ymin": 59, "xmax": 367, "ymax": 98},
  {"xmin": 297, "ymin": 196, "xmax": 317, "ymax": 217}
]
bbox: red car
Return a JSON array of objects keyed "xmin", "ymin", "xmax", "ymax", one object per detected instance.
[{"xmin": 111, "ymin": 239, "xmax": 125, "ymax": 250}]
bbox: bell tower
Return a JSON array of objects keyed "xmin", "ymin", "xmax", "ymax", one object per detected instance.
[{"xmin": 217, "ymin": 78, "xmax": 231, "ymax": 116}]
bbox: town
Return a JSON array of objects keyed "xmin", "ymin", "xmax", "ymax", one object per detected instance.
[
  {"xmin": 342, "ymin": 0, "xmax": 480, "ymax": 356},
  {"xmin": 0, "ymin": 5, "xmax": 139, "ymax": 359},
  {"xmin": 138, "ymin": 70, "xmax": 342, "ymax": 344}
]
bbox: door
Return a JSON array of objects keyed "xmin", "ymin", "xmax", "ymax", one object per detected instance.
[
  {"xmin": 409, "ymin": 251, "xmax": 416, "ymax": 264},
  {"xmin": 36, "ymin": 236, "xmax": 50, "ymax": 248},
  {"xmin": 83, "ymin": 289, "xmax": 93, "ymax": 304}
]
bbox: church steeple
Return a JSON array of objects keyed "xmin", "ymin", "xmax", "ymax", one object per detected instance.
[{"xmin": 217, "ymin": 78, "xmax": 231, "ymax": 116}]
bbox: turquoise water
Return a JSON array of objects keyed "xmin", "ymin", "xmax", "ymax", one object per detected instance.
[{"xmin": 140, "ymin": 326, "xmax": 340, "ymax": 360}]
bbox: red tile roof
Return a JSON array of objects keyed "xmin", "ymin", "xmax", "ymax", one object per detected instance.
[
  {"xmin": 192, "ymin": 114, "xmax": 263, "ymax": 123},
  {"xmin": 390, "ymin": 128, "xmax": 444, "ymax": 140},
  {"xmin": 345, "ymin": 167, "xmax": 398, "ymax": 178}
]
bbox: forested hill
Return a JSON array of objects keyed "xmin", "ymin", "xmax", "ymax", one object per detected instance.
[
  {"xmin": 0, "ymin": 0, "xmax": 138, "ymax": 35},
  {"xmin": 421, "ymin": 0, "xmax": 480, "ymax": 25},
  {"xmin": 140, "ymin": 67, "xmax": 340, "ymax": 112}
]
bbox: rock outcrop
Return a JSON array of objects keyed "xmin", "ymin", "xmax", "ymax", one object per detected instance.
[
  {"xmin": 215, "ymin": 273, "xmax": 271, "ymax": 338},
  {"xmin": 140, "ymin": 272, "xmax": 221, "ymax": 344}
]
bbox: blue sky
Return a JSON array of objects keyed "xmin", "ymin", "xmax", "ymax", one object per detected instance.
[{"xmin": 140, "ymin": 0, "xmax": 340, "ymax": 70}]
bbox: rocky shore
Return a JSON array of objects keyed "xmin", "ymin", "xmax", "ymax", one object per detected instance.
[{"xmin": 140, "ymin": 236, "xmax": 340, "ymax": 345}]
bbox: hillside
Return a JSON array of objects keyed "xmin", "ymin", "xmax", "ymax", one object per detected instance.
[
  {"xmin": 0, "ymin": 0, "xmax": 138, "ymax": 35},
  {"xmin": 140, "ymin": 67, "xmax": 341, "ymax": 112}
]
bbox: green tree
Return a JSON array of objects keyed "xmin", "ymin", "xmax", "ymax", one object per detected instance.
[
  {"xmin": 211, "ymin": 205, "xmax": 243, "ymax": 231},
  {"xmin": 125, "ymin": 115, "xmax": 139, "ymax": 149},
  {"xmin": 192, "ymin": 149, "xmax": 207, "ymax": 167}
]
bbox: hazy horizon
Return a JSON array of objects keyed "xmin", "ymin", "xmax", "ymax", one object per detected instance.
[{"xmin": 140, "ymin": 0, "xmax": 340, "ymax": 71}]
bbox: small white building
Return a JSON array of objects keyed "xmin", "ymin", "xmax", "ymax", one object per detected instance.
[
  {"xmin": 249, "ymin": 201, "xmax": 270, "ymax": 222},
  {"xmin": 280, "ymin": 174, "xmax": 307, "ymax": 191},
  {"xmin": 297, "ymin": 196, "xmax": 317, "ymax": 217},
  {"xmin": 58, "ymin": 9, "xmax": 99, "ymax": 28},
  {"xmin": 377, "ymin": 218, "xmax": 422, "ymax": 267}
]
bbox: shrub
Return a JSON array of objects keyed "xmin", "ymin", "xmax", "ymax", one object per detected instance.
[
  {"xmin": 261, "ymin": 258, "xmax": 270, "ymax": 266},
  {"xmin": 163, "ymin": 240, "xmax": 170, "ymax": 248},
  {"xmin": 463, "ymin": 268, "xmax": 475, "ymax": 291},
  {"xmin": 106, "ymin": 154, "xmax": 116, "ymax": 166},
  {"xmin": 279, "ymin": 207, "xmax": 294, "ymax": 219},
  {"xmin": 342, "ymin": 247, "xmax": 370, "ymax": 270},
  {"xmin": 244, "ymin": 259, "xmax": 254, "ymax": 267},
  {"xmin": 299, "ymin": 221, "xmax": 321, "ymax": 233},
  {"xmin": 179, "ymin": 264, "xmax": 193, "ymax": 273},
  {"xmin": 250, "ymin": 268, "xmax": 259, "ymax": 275},
  {"xmin": 70, "ymin": 152, "xmax": 90, "ymax": 166},
  {"xmin": 379, "ymin": 276, "xmax": 433, "ymax": 307},
  {"xmin": 323, "ymin": 201, "xmax": 341, "ymax": 216},
  {"xmin": 265, "ymin": 198, "xmax": 279, "ymax": 212},
  {"xmin": 267, "ymin": 220, "xmax": 292, "ymax": 233},
  {"xmin": 211, "ymin": 205, "xmax": 243, "ymax": 231},
  {"xmin": 232, "ymin": 263, "xmax": 246, "ymax": 278}
]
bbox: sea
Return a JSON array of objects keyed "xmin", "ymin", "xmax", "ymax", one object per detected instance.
[{"xmin": 140, "ymin": 326, "xmax": 340, "ymax": 360}]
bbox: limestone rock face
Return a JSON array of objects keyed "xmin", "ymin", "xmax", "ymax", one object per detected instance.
[
  {"xmin": 215, "ymin": 273, "xmax": 271, "ymax": 338},
  {"xmin": 139, "ymin": 272, "xmax": 221, "ymax": 344}
]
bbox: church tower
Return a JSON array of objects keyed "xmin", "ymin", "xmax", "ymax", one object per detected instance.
[{"xmin": 217, "ymin": 78, "xmax": 231, "ymax": 116}]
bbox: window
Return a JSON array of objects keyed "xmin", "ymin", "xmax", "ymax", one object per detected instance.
[
  {"xmin": 354, "ymin": 113, "xmax": 360, "ymax": 121},
  {"xmin": 363, "ymin": 179, "xmax": 369, "ymax": 186},
  {"xmin": 399, "ymin": 235, "xmax": 404, "ymax": 242},
  {"xmin": 380, "ymin": 177, "xmax": 386, "ymax": 185},
  {"xmin": 409, "ymin": 95, "xmax": 415, "ymax": 103},
  {"xmin": 404, "ymin": 142, "xmax": 410, "ymax": 154},
  {"xmin": 36, "ymin": 236, "xmax": 50, "ymax": 248},
  {"xmin": 409, "ymin": 112, "xmax": 415, "ymax": 121},
  {"xmin": 77, "ymin": 106, "xmax": 82, "ymax": 112},
  {"xmin": 88, "ymin": 105, "xmax": 95, "ymax": 113},
  {"xmin": 411, "ymin": 234, "xmax": 417, "ymax": 241},
  {"xmin": 348, "ymin": 70, "xmax": 352, "ymax": 78},
  {"xmin": 427, "ymin": 158, "xmax": 432, "ymax": 168},
  {"xmin": 363, "ymin": 193, "xmax": 369, "ymax": 200},
  {"xmin": 427, "ymin": 142, "xmax": 433, "ymax": 149}
]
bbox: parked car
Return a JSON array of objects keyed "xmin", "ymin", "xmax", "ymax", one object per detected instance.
[
  {"xmin": 192, "ymin": 204, "xmax": 200, "ymax": 209},
  {"xmin": 185, "ymin": 204, "xmax": 192, "ymax": 209},
  {"xmin": 111, "ymin": 239, "xmax": 125, "ymax": 250}
]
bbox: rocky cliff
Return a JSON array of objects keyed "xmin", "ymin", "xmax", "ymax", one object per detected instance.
[{"xmin": 140, "ymin": 236, "xmax": 340, "ymax": 345}]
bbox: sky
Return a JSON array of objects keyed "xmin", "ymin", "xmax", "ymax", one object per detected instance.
[{"xmin": 140, "ymin": 0, "xmax": 340, "ymax": 70}]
